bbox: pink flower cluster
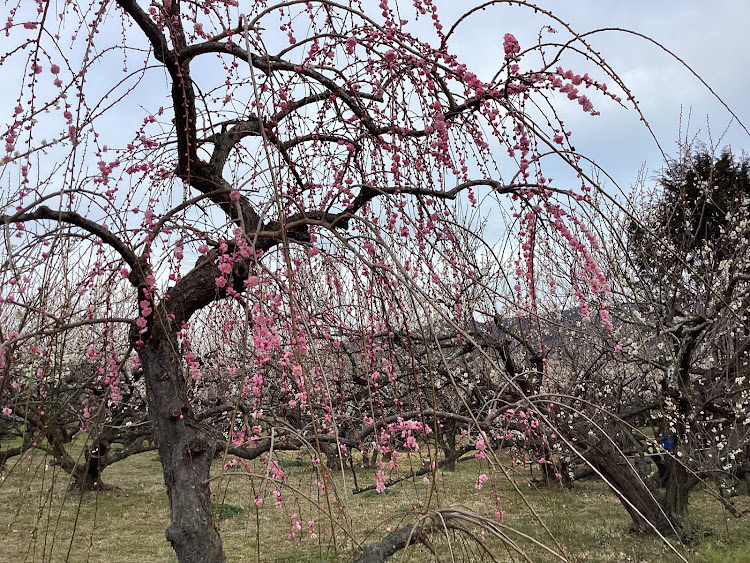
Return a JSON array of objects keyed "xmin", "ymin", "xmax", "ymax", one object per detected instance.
[
  {"xmin": 475, "ymin": 473, "xmax": 488, "ymax": 489},
  {"xmin": 503, "ymin": 33, "xmax": 521, "ymax": 60}
]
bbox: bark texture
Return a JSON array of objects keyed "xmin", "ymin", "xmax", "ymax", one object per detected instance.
[
  {"xmin": 355, "ymin": 525, "xmax": 424, "ymax": 563},
  {"xmin": 138, "ymin": 324, "xmax": 225, "ymax": 563},
  {"xmin": 579, "ymin": 429, "xmax": 679, "ymax": 536}
]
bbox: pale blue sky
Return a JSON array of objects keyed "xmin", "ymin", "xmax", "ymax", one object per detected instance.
[
  {"xmin": 434, "ymin": 0, "xmax": 749, "ymax": 191},
  {"xmin": 2, "ymin": 1, "xmax": 746, "ymax": 199}
]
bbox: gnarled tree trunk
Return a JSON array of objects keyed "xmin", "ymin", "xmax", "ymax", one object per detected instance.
[
  {"xmin": 663, "ymin": 455, "xmax": 699, "ymax": 524},
  {"xmin": 76, "ymin": 441, "xmax": 109, "ymax": 491},
  {"xmin": 438, "ymin": 420, "xmax": 458, "ymax": 471},
  {"xmin": 138, "ymin": 324, "xmax": 225, "ymax": 563},
  {"xmin": 576, "ymin": 427, "xmax": 679, "ymax": 536}
]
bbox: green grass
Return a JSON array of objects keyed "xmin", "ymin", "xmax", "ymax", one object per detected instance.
[
  {"xmin": 214, "ymin": 504, "xmax": 245, "ymax": 521},
  {"xmin": 1, "ymin": 444, "xmax": 749, "ymax": 562}
]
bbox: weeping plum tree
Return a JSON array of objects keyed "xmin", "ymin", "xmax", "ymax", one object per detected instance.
[{"xmin": 0, "ymin": 0, "xmax": 702, "ymax": 561}]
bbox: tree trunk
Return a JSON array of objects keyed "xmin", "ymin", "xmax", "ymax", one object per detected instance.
[
  {"xmin": 0, "ymin": 427, "xmax": 33, "ymax": 471},
  {"xmin": 538, "ymin": 445, "xmax": 567, "ymax": 489},
  {"xmin": 138, "ymin": 326, "xmax": 225, "ymax": 563},
  {"xmin": 438, "ymin": 421, "xmax": 458, "ymax": 472},
  {"xmin": 663, "ymin": 456, "xmax": 698, "ymax": 523},
  {"xmin": 320, "ymin": 442, "xmax": 344, "ymax": 470},
  {"xmin": 46, "ymin": 426, "xmax": 108, "ymax": 491},
  {"xmin": 581, "ymin": 431, "xmax": 679, "ymax": 536},
  {"xmin": 75, "ymin": 442, "xmax": 109, "ymax": 490}
]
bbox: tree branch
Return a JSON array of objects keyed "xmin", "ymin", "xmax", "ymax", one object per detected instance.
[
  {"xmin": 354, "ymin": 524, "xmax": 425, "ymax": 563},
  {"xmin": 1, "ymin": 205, "xmax": 139, "ymax": 271}
]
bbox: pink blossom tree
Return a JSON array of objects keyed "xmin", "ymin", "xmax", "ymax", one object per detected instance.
[{"xmin": 0, "ymin": 1, "xmax": 698, "ymax": 560}]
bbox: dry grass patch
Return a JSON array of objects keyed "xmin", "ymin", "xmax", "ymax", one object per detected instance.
[{"xmin": 1, "ymin": 446, "xmax": 749, "ymax": 562}]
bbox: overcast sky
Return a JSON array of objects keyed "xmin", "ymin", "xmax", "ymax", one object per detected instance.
[{"xmin": 434, "ymin": 0, "xmax": 750, "ymax": 193}]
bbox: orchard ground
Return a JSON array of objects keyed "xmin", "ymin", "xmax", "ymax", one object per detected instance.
[{"xmin": 1, "ymin": 435, "xmax": 749, "ymax": 562}]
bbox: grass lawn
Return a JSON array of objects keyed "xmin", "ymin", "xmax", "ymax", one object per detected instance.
[{"xmin": 1, "ymin": 441, "xmax": 749, "ymax": 562}]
